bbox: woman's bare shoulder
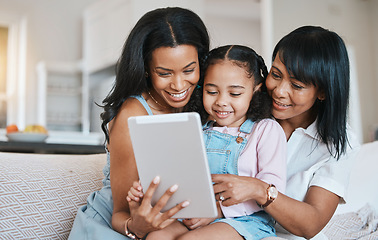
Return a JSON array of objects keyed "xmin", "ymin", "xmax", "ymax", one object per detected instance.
[
  {"xmin": 120, "ymin": 97, "xmax": 148, "ymax": 116},
  {"xmin": 109, "ymin": 96, "xmax": 149, "ymax": 130}
]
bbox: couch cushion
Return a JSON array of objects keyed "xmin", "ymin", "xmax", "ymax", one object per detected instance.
[
  {"xmin": 0, "ymin": 152, "xmax": 106, "ymax": 239},
  {"xmin": 323, "ymin": 204, "xmax": 378, "ymax": 239}
]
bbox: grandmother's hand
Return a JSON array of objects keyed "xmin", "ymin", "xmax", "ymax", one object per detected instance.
[
  {"xmin": 126, "ymin": 176, "xmax": 190, "ymax": 238},
  {"xmin": 212, "ymin": 174, "xmax": 260, "ymax": 207}
]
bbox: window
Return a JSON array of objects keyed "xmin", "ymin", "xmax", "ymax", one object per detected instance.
[
  {"xmin": 0, "ymin": 26, "xmax": 8, "ymax": 128},
  {"xmin": 0, "ymin": 13, "xmax": 27, "ymax": 130}
]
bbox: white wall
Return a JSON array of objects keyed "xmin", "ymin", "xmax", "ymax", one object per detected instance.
[
  {"xmin": 0, "ymin": 0, "xmax": 97, "ymax": 127},
  {"xmin": 0, "ymin": 0, "xmax": 377, "ymax": 142},
  {"xmin": 271, "ymin": 0, "xmax": 378, "ymax": 143},
  {"xmin": 0, "ymin": 0, "xmax": 260, "ymax": 133},
  {"xmin": 370, "ymin": 0, "xmax": 378, "ymax": 140},
  {"xmin": 204, "ymin": 0, "xmax": 261, "ymax": 50},
  {"xmin": 206, "ymin": 15, "xmax": 261, "ymax": 51}
]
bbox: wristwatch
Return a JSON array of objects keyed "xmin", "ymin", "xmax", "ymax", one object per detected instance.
[
  {"xmin": 125, "ymin": 218, "xmax": 141, "ymax": 240},
  {"xmin": 261, "ymin": 184, "xmax": 278, "ymax": 208}
]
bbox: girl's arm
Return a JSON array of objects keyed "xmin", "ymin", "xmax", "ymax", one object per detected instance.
[
  {"xmin": 213, "ymin": 119, "xmax": 286, "ymax": 212},
  {"xmin": 254, "ymin": 119, "xmax": 287, "ymax": 193}
]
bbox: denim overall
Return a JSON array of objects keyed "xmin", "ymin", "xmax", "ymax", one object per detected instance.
[{"xmin": 203, "ymin": 119, "xmax": 276, "ymax": 240}]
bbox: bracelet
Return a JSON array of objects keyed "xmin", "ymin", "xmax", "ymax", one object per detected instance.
[{"xmin": 124, "ymin": 217, "xmax": 141, "ymax": 240}]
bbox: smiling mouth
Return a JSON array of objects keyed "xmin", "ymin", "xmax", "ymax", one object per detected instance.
[
  {"xmin": 215, "ymin": 111, "xmax": 232, "ymax": 115},
  {"xmin": 166, "ymin": 88, "xmax": 190, "ymax": 101},
  {"xmin": 273, "ymin": 99, "xmax": 291, "ymax": 107},
  {"xmin": 169, "ymin": 91, "xmax": 187, "ymax": 98},
  {"xmin": 214, "ymin": 110, "xmax": 233, "ymax": 118}
]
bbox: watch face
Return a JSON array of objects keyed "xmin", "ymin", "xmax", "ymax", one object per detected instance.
[{"xmin": 268, "ymin": 186, "xmax": 278, "ymax": 199}]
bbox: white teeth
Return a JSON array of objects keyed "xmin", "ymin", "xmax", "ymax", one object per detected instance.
[
  {"xmin": 217, "ymin": 111, "xmax": 231, "ymax": 115},
  {"xmin": 169, "ymin": 90, "xmax": 187, "ymax": 98},
  {"xmin": 275, "ymin": 100, "xmax": 290, "ymax": 107}
]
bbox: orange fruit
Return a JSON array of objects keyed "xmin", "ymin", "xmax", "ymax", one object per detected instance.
[{"xmin": 6, "ymin": 124, "xmax": 19, "ymax": 134}]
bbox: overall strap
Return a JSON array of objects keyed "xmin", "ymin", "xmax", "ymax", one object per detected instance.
[
  {"xmin": 202, "ymin": 120, "xmax": 215, "ymax": 130},
  {"xmin": 130, "ymin": 95, "xmax": 153, "ymax": 115},
  {"xmin": 239, "ymin": 119, "xmax": 255, "ymax": 134}
]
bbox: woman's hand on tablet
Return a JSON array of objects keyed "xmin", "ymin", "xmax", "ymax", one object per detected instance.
[
  {"xmin": 212, "ymin": 174, "xmax": 261, "ymax": 207},
  {"xmin": 127, "ymin": 176, "xmax": 190, "ymax": 237}
]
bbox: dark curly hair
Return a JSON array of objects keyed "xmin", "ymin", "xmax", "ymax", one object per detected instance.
[{"xmin": 185, "ymin": 45, "xmax": 272, "ymax": 124}]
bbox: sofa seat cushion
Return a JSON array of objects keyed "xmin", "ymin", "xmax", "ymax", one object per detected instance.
[
  {"xmin": 0, "ymin": 152, "xmax": 106, "ymax": 239},
  {"xmin": 323, "ymin": 204, "xmax": 378, "ymax": 239}
]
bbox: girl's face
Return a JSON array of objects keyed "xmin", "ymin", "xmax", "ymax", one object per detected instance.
[
  {"xmin": 203, "ymin": 60, "xmax": 254, "ymax": 128},
  {"xmin": 266, "ymin": 55, "xmax": 324, "ymax": 127},
  {"xmin": 148, "ymin": 45, "xmax": 200, "ymax": 110}
]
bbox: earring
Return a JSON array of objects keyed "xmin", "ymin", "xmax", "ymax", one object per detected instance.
[{"xmin": 145, "ymin": 72, "xmax": 149, "ymax": 78}]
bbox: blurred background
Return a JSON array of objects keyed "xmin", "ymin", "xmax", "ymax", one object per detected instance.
[{"xmin": 0, "ymin": 0, "xmax": 377, "ymax": 145}]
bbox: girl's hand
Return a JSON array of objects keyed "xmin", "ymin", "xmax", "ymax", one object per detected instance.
[
  {"xmin": 126, "ymin": 176, "xmax": 190, "ymax": 238},
  {"xmin": 182, "ymin": 218, "xmax": 215, "ymax": 230},
  {"xmin": 212, "ymin": 174, "xmax": 263, "ymax": 207},
  {"xmin": 127, "ymin": 181, "xmax": 144, "ymax": 202}
]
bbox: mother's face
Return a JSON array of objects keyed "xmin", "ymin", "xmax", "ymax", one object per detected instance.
[
  {"xmin": 266, "ymin": 55, "xmax": 324, "ymax": 126},
  {"xmin": 148, "ymin": 44, "xmax": 200, "ymax": 109}
]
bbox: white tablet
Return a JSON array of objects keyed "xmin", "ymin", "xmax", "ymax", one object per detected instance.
[{"xmin": 128, "ymin": 112, "xmax": 217, "ymax": 218}]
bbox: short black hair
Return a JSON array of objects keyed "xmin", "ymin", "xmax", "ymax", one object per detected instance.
[{"xmin": 272, "ymin": 26, "xmax": 350, "ymax": 158}]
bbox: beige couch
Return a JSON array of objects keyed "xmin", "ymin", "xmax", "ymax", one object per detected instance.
[
  {"xmin": 0, "ymin": 141, "xmax": 377, "ymax": 239},
  {"xmin": 0, "ymin": 153, "xmax": 106, "ymax": 239}
]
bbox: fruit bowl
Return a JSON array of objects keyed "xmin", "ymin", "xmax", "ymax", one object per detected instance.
[{"xmin": 6, "ymin": 132, "xmax": 48, "ymax": 142}]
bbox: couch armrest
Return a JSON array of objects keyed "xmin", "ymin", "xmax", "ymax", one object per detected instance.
[
  {"xmin": 335, "ymin": 141, "xmax": 378, "ymax": 215},
  {"xmin": 0, "ymin": 152, "xmax": 106, "ymax": 239}
]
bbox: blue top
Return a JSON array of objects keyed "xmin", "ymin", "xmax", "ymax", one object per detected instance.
[{"xmin": 68, "ymin": 95, "xmax": 153, "ymax": 240}]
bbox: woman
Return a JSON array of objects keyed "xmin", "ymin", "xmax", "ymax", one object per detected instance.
[
  {"xmin": 68, "ymin": 7, "xmax": 209, "ymax": 239},
  {"xmin": 209, "ymin": 26, "xmax": 360, "ymax": 239}
]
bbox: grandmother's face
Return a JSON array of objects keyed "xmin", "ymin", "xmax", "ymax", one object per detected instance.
[{"xmin": 266, "ymin": 55, "xmax": 324, "ymax": 126}]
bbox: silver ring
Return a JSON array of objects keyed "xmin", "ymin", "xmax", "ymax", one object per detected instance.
[{"xmin": 219, "ymin": 193, "xmax": 225, "ymax": 201}]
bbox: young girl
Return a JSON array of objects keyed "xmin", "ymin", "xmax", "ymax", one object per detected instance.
[{"xmin": 128, "ymin": 45, "xmax": 287, "ymax": 240}]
